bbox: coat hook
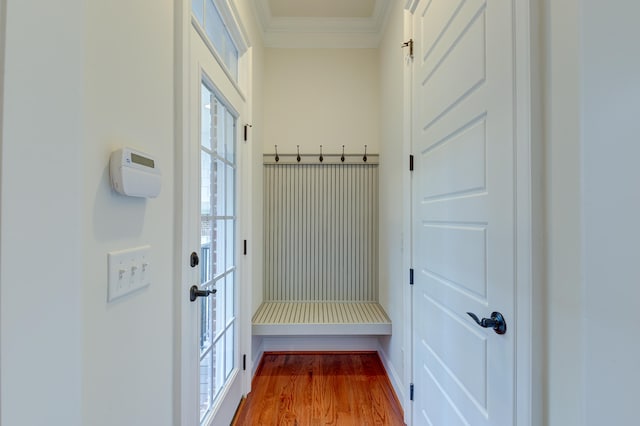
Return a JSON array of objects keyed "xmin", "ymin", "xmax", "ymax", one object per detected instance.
[
  {"xmin": 296, "ymin": 145, "xmax": 301, "ymax": 162},
  {"xmin": 275, "ymin": 145, "xmax": 279, "ymax": 162},
  {"xmin": 341, "ymin": 145, "xmax": 345, "ymax": 162},
  {"xmin": 363, "ymin": 145, "xmax": 368, "ymax": 162},
  {"xmin": 319, "ymin": 145, "xmax": 323, "ymax": 162}
]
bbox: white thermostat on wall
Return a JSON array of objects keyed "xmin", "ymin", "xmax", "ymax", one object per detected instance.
[{"xmin": 109, "ymin": 147, "xmax": 161, "ymax": 198}]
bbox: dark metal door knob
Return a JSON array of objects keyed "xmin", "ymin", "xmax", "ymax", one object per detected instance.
[
  {"xmin": 189, "ymin": 285, "xmax": 216, "ymax": 302},
  {"xmin": 467, "ymin": 311, "xmax": 507, "ymax": 335}
]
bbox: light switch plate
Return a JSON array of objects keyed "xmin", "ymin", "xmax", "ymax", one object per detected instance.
[{"xmin": 107, "ymin": 245, "xmax": 151, "ymax": 302}]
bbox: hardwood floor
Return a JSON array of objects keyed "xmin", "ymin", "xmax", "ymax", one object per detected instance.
[{"xmin": 233, "ymin": 352, "xmax": 405, "ymax": 426}]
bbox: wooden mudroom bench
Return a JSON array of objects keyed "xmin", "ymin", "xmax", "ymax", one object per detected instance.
[{"xmin": 252, "ymin": 301, "xmax": 392, "ymax": 336}]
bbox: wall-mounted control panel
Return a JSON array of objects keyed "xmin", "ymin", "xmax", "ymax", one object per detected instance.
[
  {"xmin": 109, "ymin": 148, "xmax": 161, "ymax": 198},
  {"xmin": 107, "ymin": 245, "xmax": 151, "ymax": 302}
]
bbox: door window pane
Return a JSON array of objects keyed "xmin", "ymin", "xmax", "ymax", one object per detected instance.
[
  {"xmin": 214, "ymin": 219, "xmax": 225, "ymax": 276},
  {"xmin": 226, "ymin": 221, "xmax": 234, "ymax": 272},
  {"xmin": 199, "ymin": 351, "xmax": 212, "ymax": 420},
  {"xmin": 201, "ymin": 154, "xmax": 211, "ymax": 216},
  {"xmin": 225, "ymin": 110, "xmax": 235, "ymax": 163},
  {"xmin": 225, "ymin": 326, "xmax": 234, "ymax": 379},
  {"xmin": 214, "ymin": 337, "xmax": 225, "ymax": 397},
  {"xmin": 192, "ymin": 0, "xmax": 239, "ymax": 80},
  {"xmin": 200, "ymin": 293, "xmax": 212, "ymax": 353},
  {"xmin": 215, "ymin": 101, "xmax": 226, "ymax": 157},
  {"xmin": 192, "ymin": 0, "xmax": 204, "ymax": 25},
  {"xmin": 213, "ymin": 278, "xmax": 224, "ymax": 339},
  {"xmin": 225, "ymin": 272, "xmax": 234, "ymax": 325},
  {"xmin": 225, "ymin": 31, "xmax": 238, "ymax": 79},
  {"xmin": 201, "ymin": 88, "xmax": 212, "ymax": 150},
  {"xmin": 204, "ymin": 0, "xmax": 225, "ymax": 50},
  {"xmin": 214, "ymin": 159, "xmax": 226, "ymax": 215},
  {"xmin": 200, "ymin": 81, "xmax": 237, "ymax": 423},
  {"xmin": 200, "ymin": 223, "xmax": 212, "ymax": 285},
  {"xmin": 226, "ymin": 164, "xmax": 235, "ymax": 216}
]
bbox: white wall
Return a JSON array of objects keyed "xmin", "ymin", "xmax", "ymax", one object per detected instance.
[
  {"xmin": 581, "ymin": 2, "xmax": 640, "ymax": 424},
  {"xmin": 2, "ymin": 0, "xmax": 176, "ymax": 425},
  {"xmin": 543, "ymin": 1, "xmax": 640, "ymax": 424},
  {"xmin": 377, "ymin": 0, "xmax": 408, "ymax": 405},
  {"xmin": 1, "ymin": 0, "xmax": 84, "ymax": 425},
  {"xmin": 81, "ymin": 1, "xmax": 175, "ymax": 425},
  {"xmin": 263, "ymin": 48, "xmax": 380, "ymax": 156}
]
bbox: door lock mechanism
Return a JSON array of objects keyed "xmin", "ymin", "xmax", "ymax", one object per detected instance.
[{"xmin": 190, "ymin": 252, "xmax": 199, "ymax": 268}]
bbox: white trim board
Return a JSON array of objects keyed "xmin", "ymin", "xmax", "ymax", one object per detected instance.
[
  {"xmin": 377, "ymin": 342, "xmax": 406, "ymax": 412},
  {"xmin": 259, "ymin": 335, "xmax": 381, "ymax": 352}
]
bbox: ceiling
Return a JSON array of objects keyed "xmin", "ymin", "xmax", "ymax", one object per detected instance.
[{"xmin": 253, "ymin": 0, "xmax": 391, "ymax": 48}]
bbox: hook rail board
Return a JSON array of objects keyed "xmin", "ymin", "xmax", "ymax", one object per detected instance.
[{"xmin": 263, "ymin": 154, "xmax": 379, "ymax": 165}]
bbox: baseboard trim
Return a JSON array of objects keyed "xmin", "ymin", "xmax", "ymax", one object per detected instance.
[
  {"xmin": 377, "ymin": 343, "xmax": 406, "ymax": 412},
  {"xmin": 251, "ymin": 338, "xmax": 265, "ymax": 378}
]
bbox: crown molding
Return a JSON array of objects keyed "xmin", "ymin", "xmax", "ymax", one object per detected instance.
[{"xmin": 253, "ymin": 0, "xmax": 392, "ymax": 48}]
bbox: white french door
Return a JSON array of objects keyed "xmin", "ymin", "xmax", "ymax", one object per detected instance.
[
  {"xmin": 180, "ymin": 15, "xmax": 246, "ymax": 425},
  {"xmin": 196, "ymin": 80, "xmax": 240, "ymax": 424},
  {"xmin": 409, "ymin": 0, "xmax": 531, "ymax": 424}
]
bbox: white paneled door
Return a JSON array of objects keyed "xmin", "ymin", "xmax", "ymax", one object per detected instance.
[{"xmin": 410, "ymin": 0, "xmax": 522, "ymax": 424}]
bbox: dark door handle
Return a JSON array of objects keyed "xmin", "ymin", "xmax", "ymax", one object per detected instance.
[
  {"xmin": 467, "ymin": 311, "xmax": 507, "ymax": 335},
  {"xmin": 190, "ymin": 285, "xmax": 216, "ymax": 302}
]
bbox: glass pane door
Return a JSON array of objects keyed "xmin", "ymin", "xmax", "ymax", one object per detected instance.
[{"xmin": 199, "ymin": 82, "xmax": 237, "ymax": 422}]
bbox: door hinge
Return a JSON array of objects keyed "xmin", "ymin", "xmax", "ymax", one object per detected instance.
[
  {"xmin": 409, "ymin": 268, "xmax": 414, "ymax": 285},
  {"xmin": 409, "ymin": 155, "xmax": 414, "ymax": 171},
  {"xmin": 243, "ymin": 124, "xmax": 252, "ymax": 141},
  {"xmin": 410, "ymin": 383, "xmax": 414, "ymax": 401},
  {"xmin": 402, "ymin": 38, "xmax": 414, "ymax": 59},
  {"xmin": 243, "ymin": 354, "xmax": 246, "ymax": 371},
  {"xmin": 243, "ymin": 239, "xmax": 247, "ymax": 255}
]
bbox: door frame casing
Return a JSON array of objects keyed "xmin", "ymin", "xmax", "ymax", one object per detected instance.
[
  {"xmin": 401, "ymin": 4, "xmax": 414, "ymax": 425},
  {"xmin": 0, "ymin": 2, "xmax": 5, "ymax": 419},
  {"xmin": 403, "ymin": 0, "xmax": 539, "ymax": 424},
  {"xmin": 174, "ymin": 1, "xmax": 254, "ymax": 424},
  {"xmin": 513, "ymin": 0, "xmax": 543, "ymax": 424}
]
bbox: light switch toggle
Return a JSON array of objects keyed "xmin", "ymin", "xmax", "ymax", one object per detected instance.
[{"xmin": 107, "ymin": 245, "xmax": 152, "ymax": 302}]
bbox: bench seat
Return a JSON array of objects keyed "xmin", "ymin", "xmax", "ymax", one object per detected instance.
[{"xmin": 252, "ymin": 301, "xmax": 392, "ymax": 336}]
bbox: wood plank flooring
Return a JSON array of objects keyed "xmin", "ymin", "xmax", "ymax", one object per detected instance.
[{"xmin": 233, "ymin": 352, "xmax": 405, "ymax": 426}]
